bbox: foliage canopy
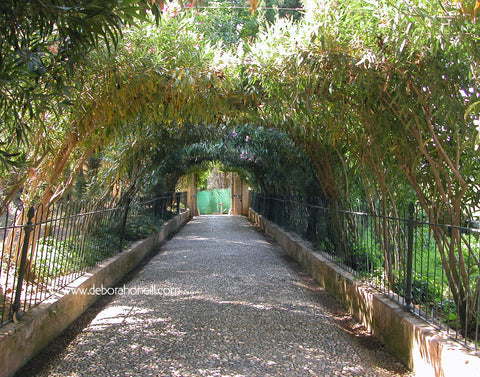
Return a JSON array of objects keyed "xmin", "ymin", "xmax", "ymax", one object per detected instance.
[{"xmin": 1, "ymin": 0, "xmax": 480, "ymax": 336}]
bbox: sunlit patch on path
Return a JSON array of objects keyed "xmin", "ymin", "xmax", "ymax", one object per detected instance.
[{"xmin": 19, "ymin": 215, "xmax": 412, "ymax": 377}]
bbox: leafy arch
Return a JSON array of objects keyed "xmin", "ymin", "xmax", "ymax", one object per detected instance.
[{"xmin": 97, "ymin": 122, "xmax": 322, "ymax": 199}]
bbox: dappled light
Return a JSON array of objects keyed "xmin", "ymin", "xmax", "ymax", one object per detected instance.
[
  {"xmin": 19, "ymin": 216, "xmax": 410, "ymax": 376},
  {"xmin": 87, "ymin": 305, "xmax": 162, "ymax": 330},
  {"xmin": 2, "ymin": 0, "xmax": 480, "ymax": 375}
]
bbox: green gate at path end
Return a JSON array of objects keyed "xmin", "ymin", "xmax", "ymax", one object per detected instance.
[{"xmin": 197, "ymin": 189, "xmax": 231, "ymax": 214}]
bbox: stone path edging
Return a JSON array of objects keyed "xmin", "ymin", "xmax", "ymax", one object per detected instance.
[
  {"xmin": 248, "ymin": 208, "xmax": 480, "ymax": 377},
  {"xmin": 20, "ymin": 214, "xmax": 412, "ymax": 377},
  {"xmin": 0, "ymin": 210, "xmax": 191, "ymax": 377}
]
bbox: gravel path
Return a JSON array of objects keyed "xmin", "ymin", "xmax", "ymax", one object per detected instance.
[{"xmin": 19, "ymin": 215, "xmax": 412, "ymax": 377}]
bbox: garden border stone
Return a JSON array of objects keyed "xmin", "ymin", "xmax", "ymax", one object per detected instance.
[
  {"xmin": 248, "ymin": 208, "xmax": 480, "ymax": 377},
  {"xmin": 0, "ymin": 209, "xmax": 191, "ymax": 377}
]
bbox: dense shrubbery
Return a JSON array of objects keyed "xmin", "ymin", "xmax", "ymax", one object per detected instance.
[{"xmin": 31, "ymin": 207, "xmax": 168, "ymax": 283}]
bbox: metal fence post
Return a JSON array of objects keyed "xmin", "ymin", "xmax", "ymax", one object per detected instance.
[
  {"xmin": 119, "ymin": 197, "xmax": 132, "ymax": 251},
  {"xmin": 154, "ymin": 195, "xmax": 160, "ymax": 219},
  {"xmin": 12, "ymin": 206, "xmax": 35, "ymax": 319},
  {"xmin": 262, "ymin": 193, "xmax": 266, "ymax": 216},
  {"xmin": 405, "ymin": 202, "xmax": 415, "ymax": 308},
  {"xmin": 284, "ymin": 197, "xmax": 289, "ymax": 231},
  {"xmin": 176, "ymin": 192, "xmax": 181, "ymax": 214}
]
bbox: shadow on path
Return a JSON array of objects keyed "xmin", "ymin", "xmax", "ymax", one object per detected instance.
[{"xmin": 17, "ymin": 215, "xmax": 412, "ymax": 377}]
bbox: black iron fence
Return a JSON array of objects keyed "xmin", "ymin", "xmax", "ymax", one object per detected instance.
[
  {"xmin": 251, "ymin": 192, "xmax": 480, "ymax": 352},
  {"xmin": 0, "ymin": 192, "xmax": 187, "ymax": 327}
]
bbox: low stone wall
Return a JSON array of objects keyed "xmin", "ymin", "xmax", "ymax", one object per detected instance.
[
  {"xmin": 249, "ymin": 209, "xmax": 480, "ymax": 377},
  {"xmin": 0, "ymin": 210, "xmax": 191, "ymax": 377}
]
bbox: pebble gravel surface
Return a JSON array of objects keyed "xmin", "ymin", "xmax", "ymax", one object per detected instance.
[{"xmin": 19, "ymin": 215, "xmax": 413, "ymax": 377}]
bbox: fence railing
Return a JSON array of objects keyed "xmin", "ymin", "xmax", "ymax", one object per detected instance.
[
  {"xmin": 250, "ymin": 192, "xmax": 480, "ymax": 352},
  {"xmin": 0, "ymin": 192, "xmax": 188, "ymax": 327}
]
